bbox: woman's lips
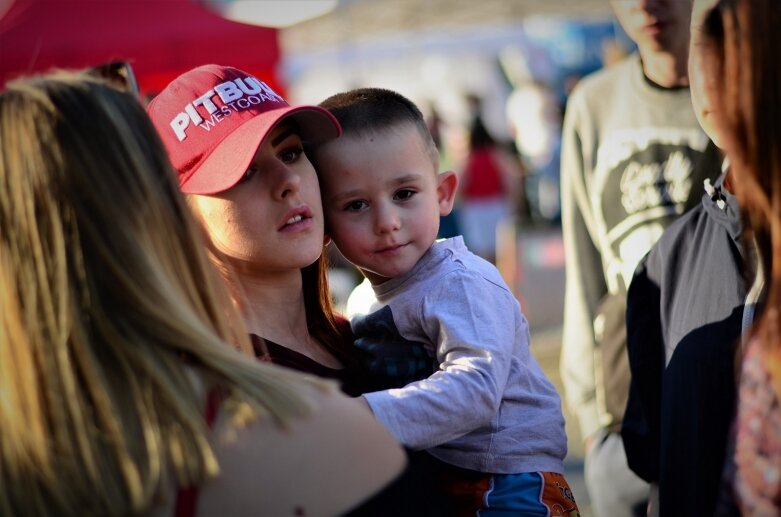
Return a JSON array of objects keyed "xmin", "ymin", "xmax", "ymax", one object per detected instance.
[
  {"xmin": 643, "ymin": 20, "xmax": 665, "ymax": 36},
  {"xmin": 279, "ymin": 206, "xmax": 313, "ymax": 232}
]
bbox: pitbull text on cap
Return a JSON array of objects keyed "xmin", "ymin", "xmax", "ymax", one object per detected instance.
[{"xmin": 170, "ymin": 77, "xmax": 284, "ymax": 142}]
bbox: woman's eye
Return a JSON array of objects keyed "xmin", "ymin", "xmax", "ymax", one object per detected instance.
[
  {"xmin": 239, "ymin": 166, "xmax": 258, "ymax": 184},
  {"xmin": 279, "ymin": 146, "xmax": 303, "ymax": 163},
  {"xmin": 395, "ymin": 189, "xmax": 415, "ymax": 201}
]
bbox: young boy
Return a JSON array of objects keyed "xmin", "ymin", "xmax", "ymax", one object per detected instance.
[{"xmin": 310, "ymin": 88, "xmax": 579, "ymax": 515}]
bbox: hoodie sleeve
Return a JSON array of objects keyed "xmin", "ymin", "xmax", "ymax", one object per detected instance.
[
  {"xmin": 559, "ymin": 85, "xmax": 607, "ymax": 442},
  {"xmin": 622, "ymin": 249, "xmax": 664, "ymax": 482}
]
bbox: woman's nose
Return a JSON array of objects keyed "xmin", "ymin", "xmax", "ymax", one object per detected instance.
[{"xmin": 271, "ymin": 165, "xmax": 301, "ymax": 200}]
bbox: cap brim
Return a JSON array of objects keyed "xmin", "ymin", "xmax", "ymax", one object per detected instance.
[{"xmin": 181, "ymin": 105, "xmax": 341, "ymax": 195}]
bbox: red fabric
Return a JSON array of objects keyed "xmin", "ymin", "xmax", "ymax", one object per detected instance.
[
  {"xmin": 146, "ymin": 64, "xmax": 340, "ymax": 195},
  {"xmin": 173, "ymin": 486, "xmax": 198, "ymax": 517},
  {"xmin": 173, "ymin": 390, "xmax": 221, "ymax": 517},
  {"xmin": 0, "ymin": 0, "xmax": 282, "ymax": 96},
  {"xmin": 461, "ymin": 148, "xmax": 504, "ymax": 199}
]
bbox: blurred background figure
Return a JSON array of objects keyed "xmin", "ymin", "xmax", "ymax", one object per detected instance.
[
  {"xmin": 427, "ymin": 101, "xmax": 462, "ymax": 240},
  {"xmin": 505, "ymin": 79, "xmax": 562, "ymax": 224},
  {"xmin": 426, "ymin": 101, "xmax": 444, "ymax": 151},
  {"xmin": 558, "ymin": 0, "xmax": 723, "ymax": 515},
  {"xmin": 457, "ymin": 94, "xmax": 523, "ymax": 263}
]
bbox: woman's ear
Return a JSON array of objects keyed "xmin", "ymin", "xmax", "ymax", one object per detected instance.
[
  {"xmin": 324, "ymin": 234, "xmax": 332, "ymax": 247},
  {"xmin": 436, "ymin": 171, "xmax": 459, "ymax": 216}
]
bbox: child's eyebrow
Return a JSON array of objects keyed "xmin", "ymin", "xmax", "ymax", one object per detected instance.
[
  {"xmin": 327, "ymin": 173, "xmax": 422, "ymax": 204},
  {"xmin": 328, "ymin": 188, "xmax": 364, "ymax": 204},
  {"xmin": 388, "ymin": 173, "xmax": 422, "ymax": 186}
]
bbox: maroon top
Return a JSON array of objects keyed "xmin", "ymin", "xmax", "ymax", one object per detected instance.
[
  {"xmin": 174, "ymin": 390, "xmax": 221, "ymax": 517},
  {"xmin": 251, "ymin": 333, "xmax": 370, "ymax": 397}
]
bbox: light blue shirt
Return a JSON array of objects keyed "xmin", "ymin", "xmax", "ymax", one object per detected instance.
[{"xmin": 360, "ymin": 237, "xmax": 567, "ymax": 474}]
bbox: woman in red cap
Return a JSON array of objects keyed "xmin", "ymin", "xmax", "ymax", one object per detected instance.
[
  {"xmin": 0, "ymin": 70, "xmax": 405, "ymax": 516},
  {"xmin": 148, "ymin": 64, "xmax": 453, "ymax": 516},
  {"xmin": 147, "ymin": 65, "xmax": 371, "ymax": 396}
]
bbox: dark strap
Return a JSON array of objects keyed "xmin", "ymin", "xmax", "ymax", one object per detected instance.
[{"xmin": 173, "ymin": 390, "xmax": 221, "ymax": 517}]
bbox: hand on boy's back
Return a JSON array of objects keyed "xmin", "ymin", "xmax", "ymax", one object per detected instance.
[{"xmin": 352, "ymin": 305, "xmax": 433, "ymax": 390}]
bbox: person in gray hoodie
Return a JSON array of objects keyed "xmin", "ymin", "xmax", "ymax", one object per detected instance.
[
  {"xmin": 558, "ymin": 0, "xmax": 722, "ymax": 514},
  {"xmin": 621, "ymin": 1, "xmax": 764, "ymax": 514}
]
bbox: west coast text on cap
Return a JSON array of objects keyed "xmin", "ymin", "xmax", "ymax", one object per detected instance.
[{"xmin": 147, "ymin": 64, "xmax": 340, "ymax": 195}]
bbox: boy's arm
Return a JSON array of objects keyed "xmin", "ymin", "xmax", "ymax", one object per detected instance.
[{"xmin": 361, "ymin": 272, "xmax": 518, "ymax": 450}]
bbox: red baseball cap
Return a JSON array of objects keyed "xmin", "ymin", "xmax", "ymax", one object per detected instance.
[{"xmin": 147, "ymin": 64, "xmax": 341, "ymax": 194}]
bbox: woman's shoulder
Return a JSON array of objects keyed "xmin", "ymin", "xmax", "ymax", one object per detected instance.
[{"xmin": 197, "ymin": 386, "xmax": 406, "ymax": 516}]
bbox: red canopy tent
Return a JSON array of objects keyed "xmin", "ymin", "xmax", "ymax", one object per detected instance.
[{"xmin": 0, "ymin": 0, "xmax": 282, "ymax": 97}]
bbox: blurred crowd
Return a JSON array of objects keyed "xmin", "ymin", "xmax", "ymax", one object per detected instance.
[{"xmin": 1, "ymin": 0, "xmax": 780, "ymax": 515}]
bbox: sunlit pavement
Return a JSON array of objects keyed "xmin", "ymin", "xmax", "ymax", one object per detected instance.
[
  {"xmin": 514, "ymin": 224, "xmax": 592, "ymax": 517},
  {"xmin": 532, "ymin": 325, "xmax": 591, "ymax": 517}
]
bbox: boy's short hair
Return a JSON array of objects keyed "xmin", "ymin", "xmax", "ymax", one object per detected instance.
[{"xmin": 316, "ymin": 87, "xmax": 439, "ymax": 168}]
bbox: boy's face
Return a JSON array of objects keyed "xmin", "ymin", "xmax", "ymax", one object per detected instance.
[
  {"xmin": 610, "ymin": 0, "xmax": 692, "ymax": 56},
  {"xmin": 316, "ymin": 123, "xmax": 456, "ymax": 285}
]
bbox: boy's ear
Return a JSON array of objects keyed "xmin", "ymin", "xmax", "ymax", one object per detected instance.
[{"xmin": 436, "ymin": 171, "xmax": 458, "ymax": 216}]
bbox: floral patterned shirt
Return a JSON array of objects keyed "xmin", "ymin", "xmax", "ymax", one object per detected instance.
[{"xmin": 735, "ymin": 338, "xmax": 781, "ymax": 515}]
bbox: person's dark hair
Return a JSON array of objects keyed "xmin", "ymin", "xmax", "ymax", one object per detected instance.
[
  {"xmin": 314, "ymin": 87, "xmax": 439, "ymax": 168},
  {"xmin": 86, "ymin": 61, "xmax": 139, "ymax": 97},
  {"xmin": 468, "ymin": 115, "xmax": 496, "ymax": 150},
  {"xmin": 706, "ymin": 0, "xmax": 781, "ymax": 391},
  {"xmin": 301, "ymin": 255, "xmax": 358, "ymax": 367}
]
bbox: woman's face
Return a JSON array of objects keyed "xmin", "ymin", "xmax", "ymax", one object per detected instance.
[
  {"xmin": 689, "ymin": 2, "xmax": 728, "ymax": 148},
  {"xmin": 191, "ymin": 122, "xmax": 326, "ymax": 274}
]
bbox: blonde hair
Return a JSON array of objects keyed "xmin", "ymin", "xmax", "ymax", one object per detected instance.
[{"xmin": 0, "ymin": 72, "xmax": 331, "ymax": 515}]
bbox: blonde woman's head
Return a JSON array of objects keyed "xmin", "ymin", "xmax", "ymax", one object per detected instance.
[{"xmin": 0, "ymin": 71, "xmax": 323, "ymax": 515}]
